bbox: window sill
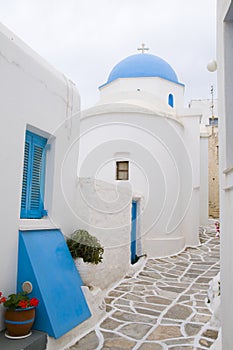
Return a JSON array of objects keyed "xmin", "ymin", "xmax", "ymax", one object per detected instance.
[{"xmin": 19, "ymin": 218, "xmax": 59, "ymax": 231}]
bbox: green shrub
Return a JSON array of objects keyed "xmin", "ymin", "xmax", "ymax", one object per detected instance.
[{"xmin": 67, "ymin": 229, "xmax": 104, "ymax": 265}]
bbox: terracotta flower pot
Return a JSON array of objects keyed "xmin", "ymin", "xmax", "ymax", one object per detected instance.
[{"xmin": 5, "ymin": 307, "xmax": 35, "ymax": 337}]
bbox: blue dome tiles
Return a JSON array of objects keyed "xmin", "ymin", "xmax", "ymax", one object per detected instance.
[{"xmin": 101, "ymin": 54, "xmax": 181, "ymax": 87}]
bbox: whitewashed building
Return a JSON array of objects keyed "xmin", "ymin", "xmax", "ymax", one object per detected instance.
[
  {"xmin": 0, "ymin": 22, "xmax": 209, "ymax": 349},
  {"xmin": 0, "ymin": 22, "xmax": 134, "ymax": 350},
  {"xmin": 217, "ymin": 0, "xmax": 233, "ymax": 348},
  {"xmin": 79, "ymin": 49, "xmax": 202, "ymax": 262},
  {"xmin": 0, "ymin": 22, "xmax": 95, "ymax": 349}
]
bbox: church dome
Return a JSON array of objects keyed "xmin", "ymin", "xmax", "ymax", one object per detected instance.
[{"xmin": 106, "ymin": 53, "xmax": 179, "ymax": 85}]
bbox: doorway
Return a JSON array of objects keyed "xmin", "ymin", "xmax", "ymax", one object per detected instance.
[{"xmin": 131, "ymin": 200, "xmax": 138, "ymax": 264}]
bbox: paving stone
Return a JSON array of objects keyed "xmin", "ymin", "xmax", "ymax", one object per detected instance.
[
  {"xmin": 132, "ymin": 285, "xmax": 146, "ymax": 291},
  {"xmin": 143, "ymin": 290, "xmax": 156, "ymax": 296},
  {"xmin": 147, "ymin": 325, "xmax": 182, "ymax": 340},
  {"xmin": 165, "ymin": 337, "xmax": 195, "ymax": 345},
  {"xmin": 114, "ymin": 298, "xmax": 130, "ymax": 306},
  {"xmin": 100, "ymin": 318, "xmax": 123, "ymax": 331},
  {"xmin": 196, "ymin": 307, "xmax": 211, "ymax": 315},
  {"xmin": 151, "ymin": 265, "xmax": 173, "ymax": 272},
  {"xmin": 138, "ymin": 342, "xmax": 163, "ymax": 349},
  {"xmin": 135, "ymin": 280, "xmax": 154, "ymax": 285},
  {"xmin": 106, "ymin": 305, "xmax": 113, "ymax": 312},
  {"xmin": 169, "ymin": 267, "xmax": 186, "ymax": 274},
  {"xmin": 175, "ymin": 262, "xmax": 190, "ymax": 267},
  {"xmin": 117, "ymin": 305, "xmax": 134, "ymax": 312},
  {"xmin": 191, "ymin": 313, "xmax": 211, "ymax": 323},
  {"xmin": 118, "ymin": 323, "xmax": 152, "ymax": 339},
  {"xmin": 186, "ymin": 268, "xmax": 203, "ymax": 274},
  {"xmin": 111, "ymin": 310, "xmax": 157, "ymax": 324},
  {"xmin": 199, "ymin": 338, "xmax": 213, "ymax": 347},
  {"xmin": 135, "ymin": 307, "xmax": 161, "ymax": 317},
  {"xmin": 122, "ymin": 293, "xmax": 144, "ymax": 302},
  {"xmin": 161, "ymin": 273, "xmax": 178, "ymax": 279},
  {"xmin": 194, "ymin": 294, "xmax": 207, "ymax": 300},
  {"xmin": 177, "ymin": 295, "xmax": 190, "ymax": 303},
  {"xmin": 70, "ymin": 331, "xmax": 99, "ymax": 350},
  {"xmin": 161, "ymin": 319, "xmax": 182, "ymax": 325},
  {"xmin": 134, "ymin": 302, "xmax": 166, "ymax": 311},
  {"xmin": 202, "ymin": 329, "xmax": 218, "ymax": 339},
  {"xmin": 159, "ymin": 286, "xmax": 186, "ymax": 293},
  {"xmin": 195, "ymin": 300, "xmax": 207, "ymax": 306},
  {"xmin": 108, "ymin": 291, "xmax": 125, "ymax": 298},
  {"xmin": 157, "ymin": 289, "xmax": 180, "ymax": 299},
  {"xmin": 185, "ymin": 323, "xmax": 202, "ymax": 336},
  {"xmin": 102, "ymin": 331, "xmax": 136, "ymax": 349},
  {"xmin": 105, "ymin": 297, "xmax": 115, "ymax": 304},
  {"xmin": 185, "ymin": 288, "xmax": 200, "ymax": 295},
  {"xmin": 163, "ymin": 304, "xmax": 193, "ymax": 320},
  {"xmin": 139, "ymin": 271, "xmax": 162, "ymax": 279},
  {"xmin": 184, "ymin": 273, "xmax": 201, "ymax": 279},
  {"xmin": 145, "ymin": 295, "xmax": 172, "ymax": 305},
  {"xmin": 196, "ymin": 277, "xmax": 213, "ymax": 284},
  {"xmin": 115, "ymin": 285, "xmax": 132, "ymax": 291},
  {"xmin": 203, "ymin": 270, "xmax": 220, "ymax": 277}
]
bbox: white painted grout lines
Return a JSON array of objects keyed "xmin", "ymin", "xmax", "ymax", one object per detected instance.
[{"xmin": 69, "ymin": 223, "xmax": 220, "ymax": 350}]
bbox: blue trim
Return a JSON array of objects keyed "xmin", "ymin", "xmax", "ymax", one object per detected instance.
[
  {"xmin": 131, "ymin": 201, "xmax": 137, "ymax": 264},
  {"xmin": 99, "ymin": 77, "xmax": 185, "ymax": 89},
  {"xmin": 12, "ymin": 307, "xmax": 35, "ymax": 311},
  {"xmin": 20, "ymin": 131, "xmax": 47, "ymax": 219},
  {"xmin": 168, "ymin": 93, "xmax": 174, "ymax": 108},
  {"xmin": 17, "ymin": 229, "xmax": 91, "ymax": 338},
  {"xmin": 5, "ymin": 318, "xmax": 35, "ymax": 325}
]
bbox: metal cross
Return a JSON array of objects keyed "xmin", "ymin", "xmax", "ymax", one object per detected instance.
[{"xmin": 137, "ymin": 43, "xmax": 149, "ymax": 54}]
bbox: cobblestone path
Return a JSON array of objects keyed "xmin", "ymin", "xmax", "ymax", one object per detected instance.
[{"xmin": 70, "ymin": 223, "xmax": 220, "ymax": 350}]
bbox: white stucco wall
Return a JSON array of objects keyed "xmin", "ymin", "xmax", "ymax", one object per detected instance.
[
  {"xmin": 189, "ymin": 99, "xmax": 218, "ymax": 125},
  {"xmin": 79, "ymin": 102, "xmax": 200, "ymax": 258},
  {"xmin": 74, "ymin": 178, "xmax": 132, "ymax": 289},
  {"xmin": 200, "ymin": 132, "xmax": 209, "ymax": 225},
  {"xmin": 99, "ymin": 76, "xmax": 185, "ymax": 110},
  {"xmin": 0, "ymin": 23, "xmax": 81, "ymax": 331},
  {"xmin": 217, "ymin": 1, "xmax": 233, "ymax": 349}
]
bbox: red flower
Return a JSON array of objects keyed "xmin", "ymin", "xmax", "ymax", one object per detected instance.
[
  {"xmin": 18, "ymin": 300, "xmax": 29, "ymax": 308},
  {"xmin": 0, "ymin": 297, "xmax": 6, "ymax": 303},
  {"xmin": 29, "ymin": 298, "xmax": 39, "ymax": 307},
  {"xmin": 0, "ymin": 292, "xmax": 2, "ymax": 298}
]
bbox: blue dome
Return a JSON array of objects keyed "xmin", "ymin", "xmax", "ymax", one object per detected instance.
[{"xmin": 106, "ymin": 54, "xmax": 179, "ymax": 85}]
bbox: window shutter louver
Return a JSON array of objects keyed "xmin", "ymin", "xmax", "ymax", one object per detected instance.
[
  {"xmin": 20, "ymin": 131, "xmax": 47, "ymax": 219},
  {"xmin": 20, "ymin": 141, "xmax": 30, "ymax": 216}
]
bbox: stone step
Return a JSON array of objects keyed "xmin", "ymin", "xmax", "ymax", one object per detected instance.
[{"xmin": 0, "ymin": 330, "xmax": 47, "ymax": 350}]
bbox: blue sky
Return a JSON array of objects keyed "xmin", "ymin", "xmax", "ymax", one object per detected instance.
[{"xmin": 0, "ymin": 0, "xmax": 217, "ymax": 109}]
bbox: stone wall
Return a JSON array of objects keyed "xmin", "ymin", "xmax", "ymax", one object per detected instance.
[{"xmin": 208, "ymin": 127, "xmax": 219, "ymax": 218}]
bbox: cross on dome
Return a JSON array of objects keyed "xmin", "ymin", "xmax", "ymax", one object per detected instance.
[{"xmin": 137, "ymin": 43, "xmax": 149, "ymax": 54}]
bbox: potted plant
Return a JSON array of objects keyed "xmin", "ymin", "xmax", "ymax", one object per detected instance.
[
  {"xmin": 66, "ymin": 229, "xmax": 104, "ymax": 287},
  {"xmin": 0, "ymin": 291, "xmax": 39, "ymax": 338}
]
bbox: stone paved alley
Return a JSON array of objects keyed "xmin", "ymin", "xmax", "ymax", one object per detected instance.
[{"xmin": 69, "ymin": 222, "xmax": 220, "ymax": 350}]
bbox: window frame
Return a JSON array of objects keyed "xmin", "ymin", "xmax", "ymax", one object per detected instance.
[{"xmin": 116, "ymin": 161, "xmax": 129, "ymax": 181}]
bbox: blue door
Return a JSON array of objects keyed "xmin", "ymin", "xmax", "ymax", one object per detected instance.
[{"xmin": 131, "ymin": 201, "xmax": 137, "ymax": 264}]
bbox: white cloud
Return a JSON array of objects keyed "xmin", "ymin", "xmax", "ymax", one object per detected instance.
[{"xmin": 0, "ymin": 0, "xmax": 217, "ymax": 108}]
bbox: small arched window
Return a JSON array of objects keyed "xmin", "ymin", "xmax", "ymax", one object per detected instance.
[{"xmin": 168, "ymin": 94, "xmax": 174, "ymax": 108}]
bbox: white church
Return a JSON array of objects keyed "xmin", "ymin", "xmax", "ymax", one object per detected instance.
[
  {"xmin": 0, "ymin": 22, "xmax": 207, "ymax": 350},
  {"xmin": 79, "ymin": 44, "xmax": 202, "ymax": 262}
]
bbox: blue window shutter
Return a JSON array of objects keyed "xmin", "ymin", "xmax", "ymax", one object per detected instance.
[
  {"xmin": 20, "ymin": 141, "xmax": 30, "ymax": 218},
  {"xmin": 20, "ymin": 131, "xmax": 47, "ymax": 219}
]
